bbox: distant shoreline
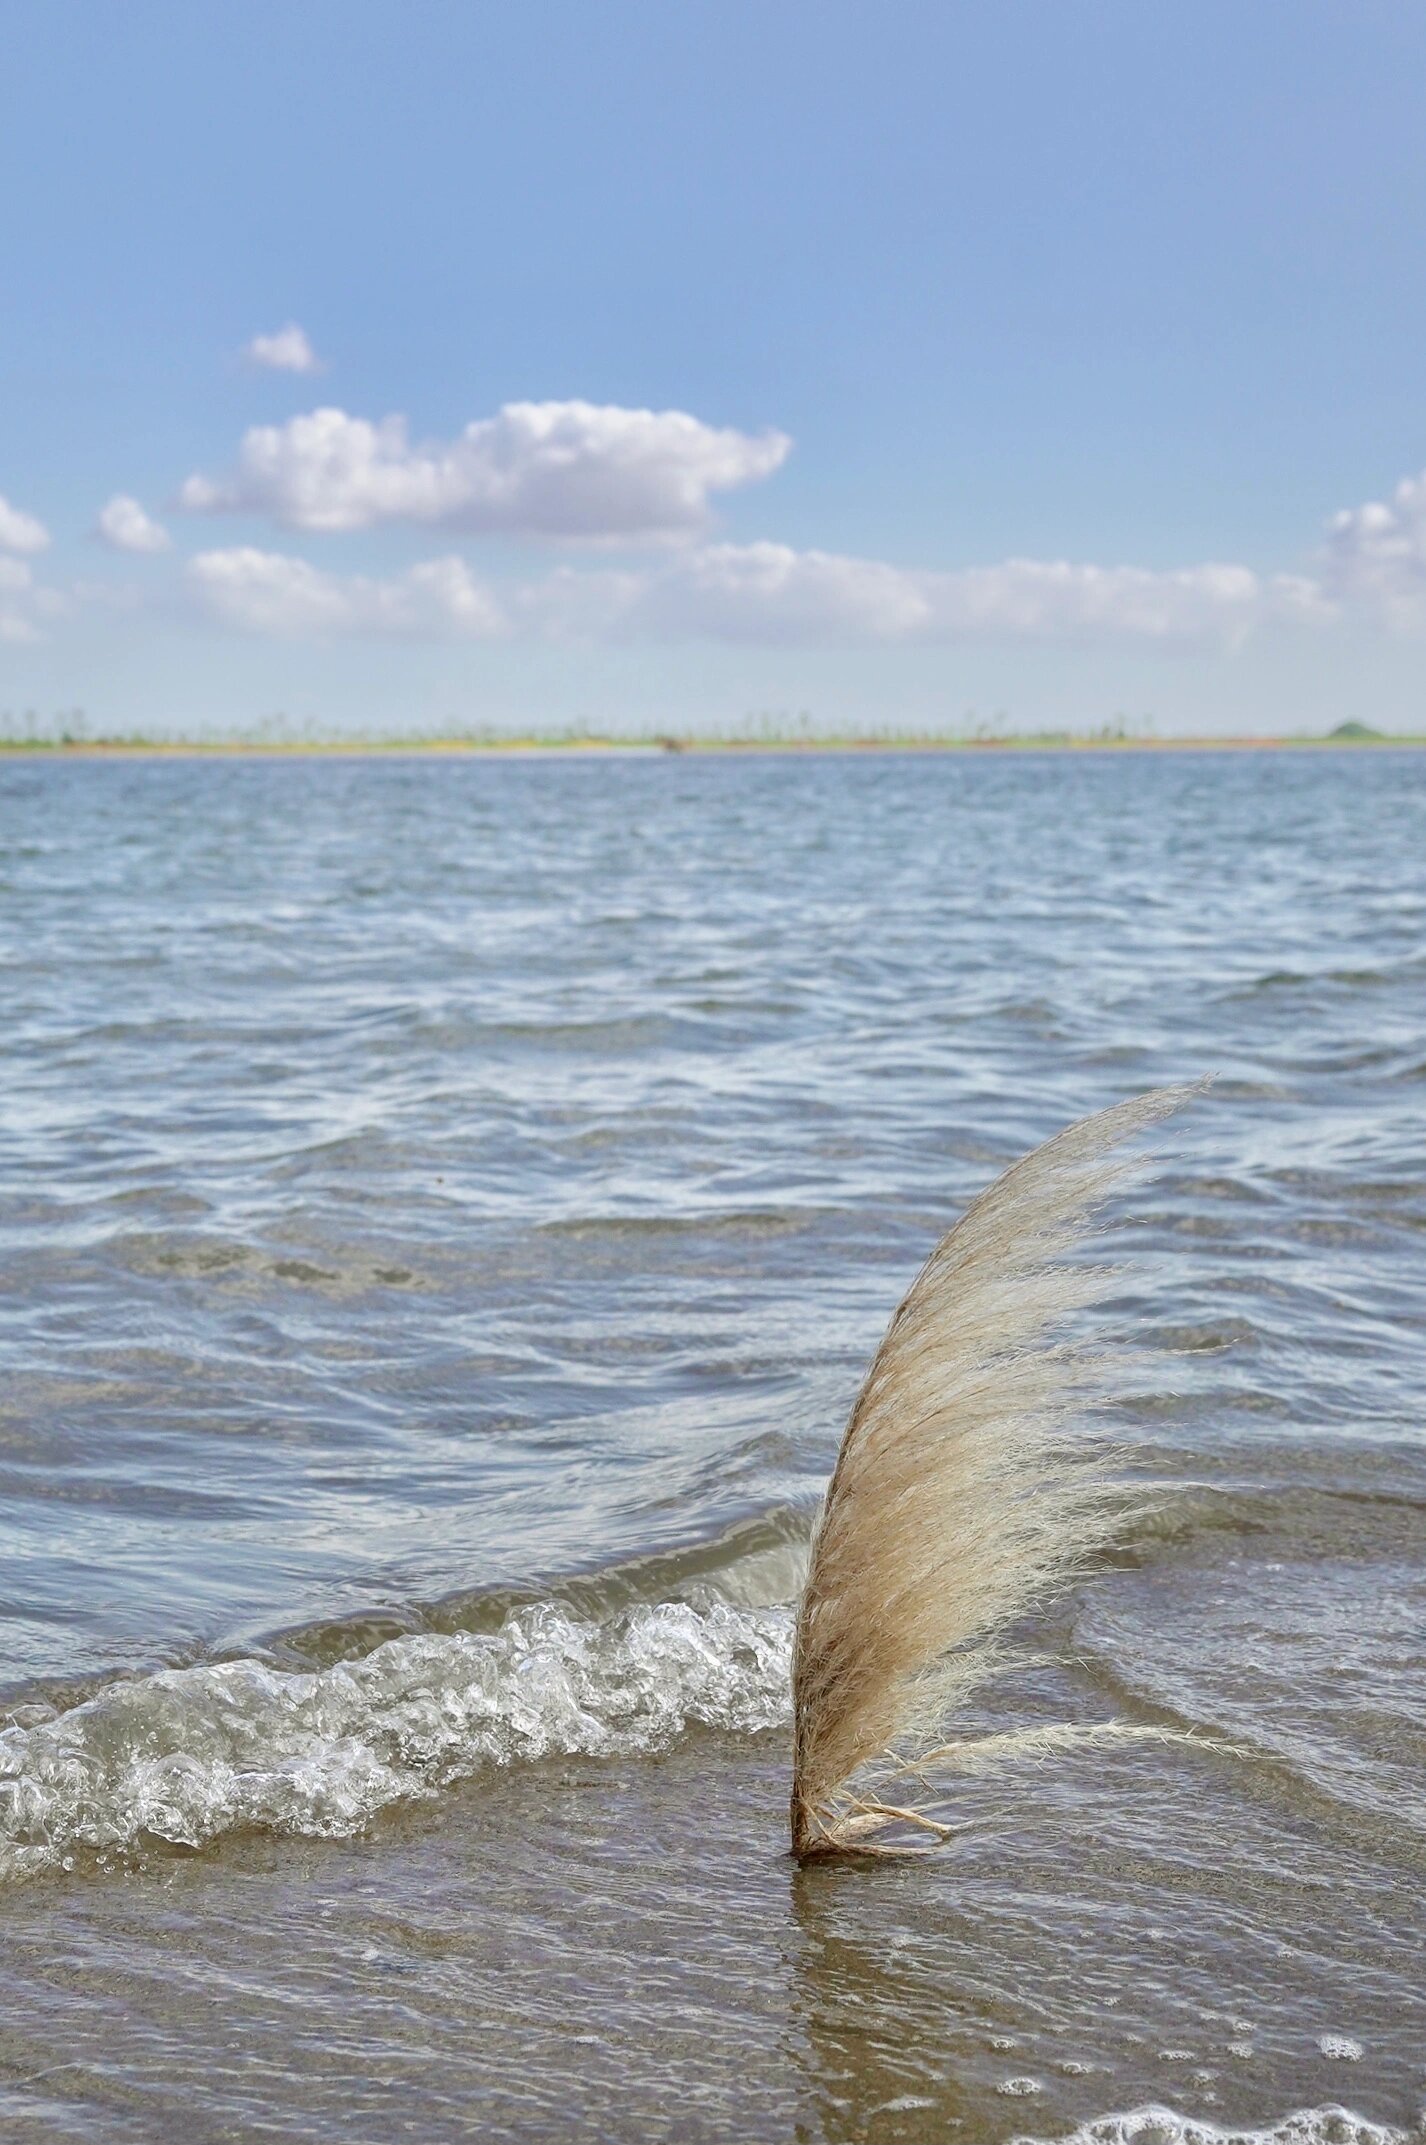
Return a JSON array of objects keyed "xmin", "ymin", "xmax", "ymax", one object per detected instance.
[{"xmin": 2, "ymin": 730, "xmax": 1422, "ymax": 759}]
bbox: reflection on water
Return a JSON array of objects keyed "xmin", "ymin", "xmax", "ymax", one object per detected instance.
[
  {"xmin": 0, "ymin": 1725, "xmax": 1418, "ymax": 2143},
  {"xmin": 789, "ymin": 1866, "xmax": 984, "ymax": 2145},
  {"xmin": 0, "ymin": 749, "xmax": 1424, "ymax": 2138}
]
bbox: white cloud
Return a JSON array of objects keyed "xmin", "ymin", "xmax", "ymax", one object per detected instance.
[
  {"xmin": 918, "ymin": 556, "xmax": 1327, "ymax": 645},
  {"xmin": 0, "ymin": 557, "xmax": 65, "ymax": 643},
  {"xmin": 553, "ymin": 544, "xmax": 1327, "ymax": 648},
  {"xmin": 96, "ymin": 494, "xmax": 172, "ymax": 554},
  {"xmin": 186, "ymin": 547, "xmax": 506, "ymax": 639},
  {"xmin": 243, "ymin": 323, "xmax": 324, "ymax": 374},
  {"xmin": 178, "ymin": 400, "xmax": 793, "ymax": 541},
  {"xmin": 1322, "ymin": 467, "xmax": 1426, "ymax": 627},
  {"xmin": 175, "ymin": 451, "xmax": 1426, "ymax": 652},
  {"xmin": 186, "ymin": 537, "xmax": 1330, "ymax": 650},
  {"xmin": 625, "ymin": 542, "xmax": 936, "ymax": 641},
  {"xmin": 0, "ymin": 493, "xmax": 50, "ymax": 554}
]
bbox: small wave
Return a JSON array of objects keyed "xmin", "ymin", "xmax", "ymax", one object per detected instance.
[
  {"xmin": 1012, "ymin": 2107, "xmax": 1409, "ymax": 2145},
  {"xmin": 267, "ymin": 1503, "xmax": 813, "ymax": 1670},
  {"xmin": 0, "ymin": 1598, "xmax": 793, "ymax": 1881},
  {"xmin": 538, "ymin": 1205, "xmax": 817, "ymax": 1242}
]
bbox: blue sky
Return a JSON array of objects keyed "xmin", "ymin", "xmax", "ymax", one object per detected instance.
[{"xmin": 4, "ymin": 0, "xmax": 1426, "ymax": 736}]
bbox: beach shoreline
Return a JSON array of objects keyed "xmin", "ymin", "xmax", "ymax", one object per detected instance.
[{"xmin": 4, "ymin": 731, "xmax": 1424, "ymax": 759}]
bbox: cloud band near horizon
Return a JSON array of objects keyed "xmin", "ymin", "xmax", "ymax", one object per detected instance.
[
  {"xmin": 184, "ymin": 540, "xmax": 1331, "ymax": 647},
  {"xmin": 8, "ymin": 392, "xmax": 1426, "ymax": 652}
]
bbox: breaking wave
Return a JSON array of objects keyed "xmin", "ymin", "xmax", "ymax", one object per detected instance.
[{"xmin": 0, "ymin": 1597, "xmax": 793, "ymax": 1881}]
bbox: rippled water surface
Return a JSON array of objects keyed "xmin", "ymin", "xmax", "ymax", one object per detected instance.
[{"xmin": 1, "ymin": 749, "xmax": 1423, "ymax": 2143}]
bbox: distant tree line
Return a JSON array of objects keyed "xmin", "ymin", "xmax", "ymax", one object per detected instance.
[{"xmin": 0, "ymin": 707, "xmax": 91, "ymax": 744}]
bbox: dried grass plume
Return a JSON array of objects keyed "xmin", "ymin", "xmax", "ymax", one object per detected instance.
[{"xmin": 789, "ymin": 1084, "xmax": 1204, "ymax": 1859}]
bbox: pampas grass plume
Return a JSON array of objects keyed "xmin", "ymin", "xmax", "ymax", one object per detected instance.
[{"xmin": 790, "ymin": 1084, "xmax": 1204, "ymax": 1859}]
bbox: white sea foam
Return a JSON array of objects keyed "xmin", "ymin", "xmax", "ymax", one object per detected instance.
[
  {"xmin": 0, "ymin": 1598, "xmax": 793, "ymax": 1880},
  {"xmin": 1013, "ymin": 2108, "xmax": 1413, "ymax": 2145}
]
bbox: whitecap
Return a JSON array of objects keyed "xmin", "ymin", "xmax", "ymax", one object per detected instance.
[{"xmin": 0, "ymin": 1597, "xmax": 793, "ymax": 1880}]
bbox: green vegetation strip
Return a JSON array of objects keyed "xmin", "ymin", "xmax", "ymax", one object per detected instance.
[{"xmin": 0, "ymin": 719, "xmax": 1417, "ymax": 754}]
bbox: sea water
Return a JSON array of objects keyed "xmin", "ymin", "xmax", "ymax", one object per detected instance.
[{"xmin": 0, "ymin": 748, "xmax": 1422, "ymax": 2141}]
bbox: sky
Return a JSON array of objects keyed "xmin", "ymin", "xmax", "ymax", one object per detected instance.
[{"xmin": 3, "ymin": 0, "xmax": 1426, "ymax": 738}]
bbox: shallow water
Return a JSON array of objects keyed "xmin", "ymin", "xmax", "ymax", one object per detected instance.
[{"xmin": 1, "ymin": 749, "xmax": 1423, "ymax": 2141}]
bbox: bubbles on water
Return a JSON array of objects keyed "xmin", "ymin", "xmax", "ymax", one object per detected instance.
[
  {"xmin": 1010, "ymin": 2105, "xmax": 1409, "ymax": 2145},
  {"xmin": 1318, "ymin": 2038, "xmax": 1365, "ymax": 2062}
]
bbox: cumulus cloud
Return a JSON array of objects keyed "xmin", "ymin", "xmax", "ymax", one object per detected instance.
[
  {"xmin": 95, "ymin": 494, "xmax": 172, "ymax": 554},
  {"xmin": 172, "ymin": 449, "xmax": 1426, "ymax": 651},
  {"xmin": 0, "ymin": 493, "xmax": 50, "ymax": 554},
  {"xmin": 542, "ymin": 544, "xmax": 1327, "ymax": 648},
  {"xmin": 187, "ymin": 547, "xmax": 506, "ymax": 639},
  {"xmin": 186, "ymin": 537, "xmax": 1328, "ymax": 649},
  {"xmin": 914, "ymin": 556, "xmax": 1327, "ymax": 646},
  {"xmin": 625, "ymin": 542, "xmax": 936, "ymax": 642},
  {"xmin": 243, "ymin": 323, "xmax": 323, "ymax": 374},
  {"xmin": 0, "ymin": 557, "xmax": 65, "ymax": 643},
  {"xmin": 178, "ymin": 400, "xmax": 793, "ymax": 542},
  {"xmin": 1322, "ymin": 467, "xmax": 1426, "ymax": 626}
]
